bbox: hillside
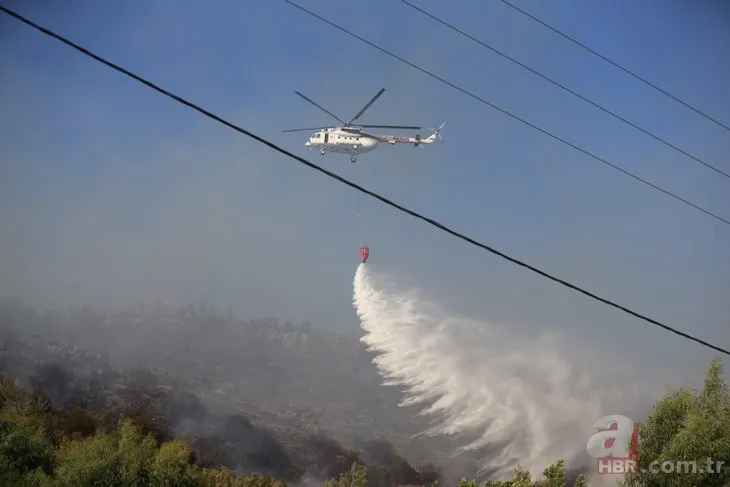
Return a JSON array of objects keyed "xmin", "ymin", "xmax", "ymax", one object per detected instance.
[{"xmin": 0, "ymin": 298, "xmax": 484, "ymax": 482}]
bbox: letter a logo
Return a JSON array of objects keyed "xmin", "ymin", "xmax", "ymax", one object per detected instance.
[{"xmin": 586, "ymin": 415, "xmax": 635, "ymax": 459}]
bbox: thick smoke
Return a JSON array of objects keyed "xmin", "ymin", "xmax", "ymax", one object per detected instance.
[
  {"xmin": 0, "ymin": 298, "xmax": 445, "ymax": 485},
  {"xmin": 352, "ymin": 263, "xmax": 649, "ymax": 481}
]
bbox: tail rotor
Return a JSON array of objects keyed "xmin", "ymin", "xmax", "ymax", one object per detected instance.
[{"xmin": 426, "ymin": 121, "xmax": 446, "ymax": 143}]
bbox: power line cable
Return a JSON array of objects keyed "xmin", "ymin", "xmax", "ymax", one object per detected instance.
[
  {"xmin": 279, "ymin": 0, "xmax": 730, "ymax": 227},
  {"xmin": 499, "ymin": 0, "xmax": 730, "ymax": 134},
  {"xmin": 399, "ymin": 0, "xmax": 730, "ymax": 181},
  {"xmin": 0, "ymin": 4, "xmax": 727, "ymax": 357}
]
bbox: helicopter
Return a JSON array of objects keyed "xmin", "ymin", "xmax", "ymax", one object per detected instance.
[{"xmin": 283, "ymin": 88, "xmax": 445, "ymax": 163}]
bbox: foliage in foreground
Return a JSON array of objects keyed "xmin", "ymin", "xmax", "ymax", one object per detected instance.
[
  {"xmin": 458, "ymin": 459, "xmax": 586, "ymax": 487},
  {"xmin": 0, "ymin": 371, "xmax": 288, "ymax": 487},
  {"xmin": 619, "ymin": 357, "xmax": 730, "ymax": 487},
  {"xmin": 1, "ymin": 357, "xmax": 728, "ymax": 487}
]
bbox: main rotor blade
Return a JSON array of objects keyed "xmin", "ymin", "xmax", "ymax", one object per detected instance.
[
  {"xmin": 294, "ymin": 91, "xmax": 347, "ymax": 125},
  {"xmin": 282, "ymin": 126, "xmax": 332, "ymax": 133},
  {"xmin": 359, "ymin": 124, "xmax": 422, "ymax": 130},
  {"xmin": 348, "ymin": 87, "xmax": 385, "ymax": 125}
]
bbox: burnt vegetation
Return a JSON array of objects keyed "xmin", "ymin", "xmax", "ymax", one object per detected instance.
[{"xmin": 0, "ymin": 298, "xmax": 444, "ymax": 486}]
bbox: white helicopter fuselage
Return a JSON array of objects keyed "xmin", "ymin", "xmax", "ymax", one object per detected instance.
[
  {"xmin": 304, "ymin": 125, "xmax": 443, "ymax": 162},
  {"xmin": 305, "ymin": 128, "xmax": 379, "ymax": 155}
]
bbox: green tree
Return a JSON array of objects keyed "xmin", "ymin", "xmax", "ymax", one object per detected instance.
[
  {"xmin": 197, "ymin": 468, "xmax": 288, "ymax": 487},
  {"xmin": 478, "ymin": 460, "xmax": 586, "ymax": 487},
  {"xmin": 620, "ymin": 357, "xmax": 730, "ymax": 487},
  {"xmin": 117, "ymin": 418, "xmax": 158, "ymax": 486},
  {"xmin": 0, "ymin": 373, "xmax": 54, "ymax": 486},
  {"xmin": 52, "ymin": 418, "xmax": 200, "ymax": 487},
  {"xmin": 197, "ymin": 467, "xmax": 242, "ymax": 487},
  {"xmin": 324, "ymin": 462, "xmax": 368, "ymax": 487},
  {"xmin": 149, "ymin": 439, "xmax": 199, "ymax": 486},
  {"xmin": 459, "ymin": 478, "xmax": 479, "ymax": 487},
  {"xmin": 479, "ymin": 466, "xmax": 533, "ymax": 487},
  {"xmin": 540, "ymin": 460, "xmax": 565, "ymax": 487},
  {"xmin": 53, "ymin": 430, "xmax": 122, "ymax": 486}
]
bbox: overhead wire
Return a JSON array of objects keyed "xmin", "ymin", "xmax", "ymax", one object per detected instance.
[
  {"xmin": 1, "ymin": 4, "xmax": 727, "ymax": 356},
  {"xmin": 398, "ymin": 0, "xmax": 730, "ymax": 181},
  {"xmin": 499, "ymin": 0, "xmax": 730, "ymax": 134},
  {"xmin": 279, "ymin": 0, "xmax": 730, "ymax": 227}
]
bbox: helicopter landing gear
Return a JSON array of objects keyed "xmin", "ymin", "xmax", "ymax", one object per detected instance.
[
  {"xmin": 320, "ymin": 149, "xmax": 325, "ymax": 156},
  {"xmin": 351, "ymin": 156, "xmax": 357, "ymax": 163}
]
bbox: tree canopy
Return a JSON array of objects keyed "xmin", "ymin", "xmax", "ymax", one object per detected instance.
[{"xmin": 619, "ymin": 357, "xmax": 729, "ymax": 487}]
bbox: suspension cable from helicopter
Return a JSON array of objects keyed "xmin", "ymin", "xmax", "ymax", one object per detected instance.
[{"xmin": 356, "ymin": 192, "xmax": 364, "ymax": 241}]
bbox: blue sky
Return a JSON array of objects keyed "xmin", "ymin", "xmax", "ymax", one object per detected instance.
[{"xmin": 1, "ymin": 0, "xmax": 728, "ymax": 387}]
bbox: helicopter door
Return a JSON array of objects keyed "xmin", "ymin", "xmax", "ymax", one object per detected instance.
[{"xmin": 324, "ymin": 132, "xmax": 329, "ymax": 144}]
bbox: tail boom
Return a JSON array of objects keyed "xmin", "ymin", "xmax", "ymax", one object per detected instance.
[{"xmin": 383, "ymin": 122, "xmax": 446, "ymax": 146}]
